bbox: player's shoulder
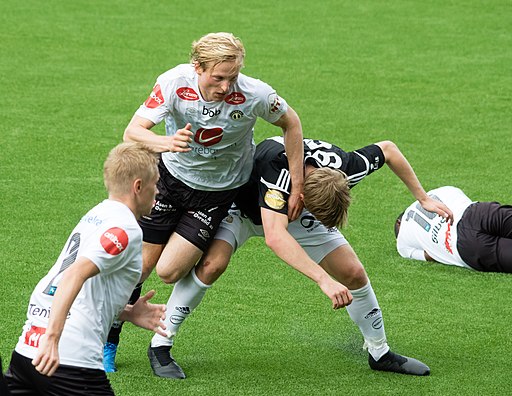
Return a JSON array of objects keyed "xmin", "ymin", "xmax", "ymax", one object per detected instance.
[
  {"xmin": 236, "ymin": 72, "xmax": 275, "ymax": 96},
  {"xmin": 157, "ymin": 64, "xmax": 195, "ymax": 84}
]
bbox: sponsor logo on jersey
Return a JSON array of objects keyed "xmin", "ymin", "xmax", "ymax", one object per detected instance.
[
  {"xmin": 444, "ymin": 222, "xmax": 454, "ymax": 254},
  {"xmin": 202, "ymin": 106, "xmax": 221, "ymax": 118},
  {"xmin": 230, "ymin": 110, "xmax": 244, "ymax": 120},
  {"xmin": 264, "ymin": 189, "xmax": 286, "ymax": 210},
  {"xmin": 224, "ymin": 92, "xmax": 246, "ymax": 105},
  {"xmin": 144, "ymin": 84, "xmax": 165, "ymax": 108},
  {"xmin": 194, "ymin": 128, "xmax": 223, "ymax": 147},
  {"xmin": 176, "ymin": 87, "xmax": 199, "ymax": 101},
  {"xmin": 24, "ymin": 325, "xmax": 46, "ymax": 348},
  {"xmin": 100, "ymin": 227, "xmax": 129, "ymax": 255},
  {"xmin": 268, "ymin": 93, "xmax": 283, "ymax": 114}
]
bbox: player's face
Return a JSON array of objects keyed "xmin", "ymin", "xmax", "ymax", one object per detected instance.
[{"xmin": 195, "ymin": 61, "xmax": 239, "ymax": 102}]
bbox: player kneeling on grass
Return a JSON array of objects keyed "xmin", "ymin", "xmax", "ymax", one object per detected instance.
[
  {"xmin": 147, "ymin": 137, "xmax": 454, "ymax": 378},
  {"xmin": 3, "ymin": 143, "xmax": 167, "ymax": 396}
]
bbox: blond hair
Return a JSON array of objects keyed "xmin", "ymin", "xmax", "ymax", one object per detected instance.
[
  {"xmin": 303, "ymin": 168, "xmax": 351, "ymax": 229},
  {"xmin": 104, "ymin": 142, "xmax": 158, "ymax": 196},
  {"xmin": 190, "ymin": 32, "xmax": 245, "ymax": 71}
]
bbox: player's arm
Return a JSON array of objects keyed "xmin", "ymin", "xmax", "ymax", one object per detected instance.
[
  {"xmin": 376, "ymin": 140, "xmax": 454, "ymax": 223},
  {"xmin": 124, "ymin": 115, "xmax": 193, "ymax": 153},
  {"xmin": 272, "ymin": 106, "xmax": 304, "ymax": 222},
  {"xmin": 32, "ymin": 257, "xmax": 99, "ymax": 376},
  {"xmin": 260, "ymin": 208, "xmax": 352, "ymax": 309}
]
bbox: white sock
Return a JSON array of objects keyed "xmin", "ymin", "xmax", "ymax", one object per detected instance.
[
  {"xmin": 346, "ymin": 281, "xmax": 390, "ymax": 361},
  {"xmin": 151, "ymin": 268, "xmax": 211, "ymax": 348}
]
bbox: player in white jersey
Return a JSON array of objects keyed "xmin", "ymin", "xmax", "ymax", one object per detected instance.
[
  {"xmin": 147, "ymin": 137, "xmax": 454, "ymax": 377},
  {"xmin": 4, "ymin": 143, "xmax": 167, "ymax": 395},
  {"xmin": 107, "ymin": 32, "xmax": 304, "ymax": 377},
  {"xmin": 396, "ymin": 186, "xmax": 512, "ymax": 272}
]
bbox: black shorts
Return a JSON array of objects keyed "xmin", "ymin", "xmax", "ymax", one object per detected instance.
[
  {"xmin": 457, "ymin": 202, "xmax": 512, "ymax": 272},
  {"xmin": 139, "ymin": 158, "xmax": 239, "ymax": 251},
  {"xmin": 5, "ymin": 351, "xmax": 114, "ymax": 396}
]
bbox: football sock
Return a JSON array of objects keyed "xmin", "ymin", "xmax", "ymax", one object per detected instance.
[
  {"xmin": 345, "ymin": 281, "xmax": 390, "ymax": 361},
  {"xmin": 107, "ymin": 282, "xmax": 143, "ymax": 344},
  {"xmin": 151, "ymin": 268, "xmax": 211, "ymax": 348}
]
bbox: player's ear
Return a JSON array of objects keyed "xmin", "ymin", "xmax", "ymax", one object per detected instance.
[
  {"xmin": 193, "ymin": 61, "xmax": 204, "ymax": 75},
  {"xmin": 299, "ymin": 193, "xmax": 304, "ymax": 202},
  {"xmin": 134, "ymin": 179, "xmax": 142, "ymax": 193}
]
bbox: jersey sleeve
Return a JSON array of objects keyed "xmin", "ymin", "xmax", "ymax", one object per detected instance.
[
  {"xmin": 81, "ymin": 224, "xmax": 142, "ymax": 276},
  {"xmin": 343, "ymin": 144, "xmax": 385, "ymax": 188},
  {"xmin": 250, "ymin": 80, "xmax": 289, "ymax": 124},
  {"xmin": 397, "ymin": 243, "xmax": 427, "ymax": 261},
  {"xmin": 257, "ymin": 162, "xmax": 291, "ymax": 216},
  {"xmin": 134, "ymin": 74, "xmax": 173, "ymax": 125}
]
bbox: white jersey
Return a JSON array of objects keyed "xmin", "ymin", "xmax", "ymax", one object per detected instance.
[
  {"xmin": 135, "ymin": 64, "xmax": 288, "ymax": 191},
  {"xmin": 15, "ymin": 200, "xmax": 142, "ymax": 370},
  {"xmin": 396, "ymin": 186, "xmax": 475, "ymax": 269}
]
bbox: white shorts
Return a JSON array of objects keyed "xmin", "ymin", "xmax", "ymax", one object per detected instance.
[{"xmin": 215, "ymin": 209, "xmax": 349, "ymax": 263}]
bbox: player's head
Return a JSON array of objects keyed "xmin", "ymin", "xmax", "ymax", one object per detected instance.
[
  {"xmin": 303, "ymin": 167, "xmax": 351, "ymax": 229},
  {"xmin": 190, "ymin": 32, "xmax": 245, "ymax": 72},
  {"xmin": 191, "ymin": 33, "xmax": 245, "ymax": 102},
  {"xmin": 103, "ymin": 143, "xmax": 159, "ymax": 215},
  {"xmin": 394, "ymin": 212, "xmax": 404, "ymax": 239}
]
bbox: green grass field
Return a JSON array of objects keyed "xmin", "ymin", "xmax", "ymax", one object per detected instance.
[{"xmin": 1, "ymin": 0, "xmax": 511, "ymax": 395}]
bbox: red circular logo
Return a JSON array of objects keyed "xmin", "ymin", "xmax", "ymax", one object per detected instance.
[{"xmin": 100, "ymin": 227, "xmax": 129, "ymax": 255}]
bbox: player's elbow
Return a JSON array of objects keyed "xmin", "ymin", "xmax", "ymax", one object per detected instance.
[
  {"xmin": 376, "ymin": 140, "xmax": 398, "ymax": 160},
  {"xmin": 123, "ymin": 127, "xmax": 135, "ymax": 142},
  {"xmin": 264, "ymin": 231, "xmax": 281, "ymax": 253}
]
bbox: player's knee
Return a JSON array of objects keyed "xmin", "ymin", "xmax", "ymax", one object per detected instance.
[
  {"xmin": 342, "ymin": 265, "xmax": 368, "ymax": 290},
  {"xmin": 156, "ymin": 263, "xmax": 183, "ymax": 284},
  {"xmin": 196, "ymin": 256, "xmax": 229, "ymax": 284}
]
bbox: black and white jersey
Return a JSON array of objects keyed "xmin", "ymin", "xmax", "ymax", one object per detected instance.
[{"xmin": 235, "ymin": 136, "xmax": 385, "ymax": 224}]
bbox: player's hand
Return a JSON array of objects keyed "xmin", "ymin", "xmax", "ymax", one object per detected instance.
[
  {"xmin": 126, "ymin": 290, "xmax": 167, "ymax": 337},
  {"xmin": 168, "ymin": 123, "xmax": 193, "ymax": 152},
  {"xmin": 32, "ymin": 334, "xmax": 60, "ymax": 377},
  {"xmin": 419, "ymin": 196, "xmax": 454, "ymax": 224},
  {"xmin": 318, "ymin": 276, "xmax": 353, "ymax": 309},
  {"xmin": 287, "ymin": 192, "xmax": 304, "ymax": 221}
]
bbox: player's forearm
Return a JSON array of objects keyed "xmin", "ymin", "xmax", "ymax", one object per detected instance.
[
  {"xmin": 282, "ymin": 107, "xmax": 304, "ymax": 193},
  {"xmin": 123, "ymin": 125, "xmax": 170, "ymax": 153},
  {"xmin": 381, "ymin": 141, "xmax": 428, "ymax": 202},
  {"xmin": 44, "ymin": 270, "xmax": 85, "ymax": 340},
  {"xmin": 265, "ymin": 231, "xmax": 329, "ymax": 284}
]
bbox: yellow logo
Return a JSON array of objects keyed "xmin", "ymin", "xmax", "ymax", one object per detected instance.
[{"xmin": 264, "ymin": 189, "xmax": 286, "ymax": 210}]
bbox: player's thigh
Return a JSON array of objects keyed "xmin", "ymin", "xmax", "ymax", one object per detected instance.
[
  {"xmin": 156, "ymin": 233, "xmax": 203, "ymax": 283},
  {"xmin": 141, "ymin": 242, "xmax": 165, "ymax": 282},
  {"xmin": 319, "ymin": 244, "xmax": 368, "ymax": 290}
]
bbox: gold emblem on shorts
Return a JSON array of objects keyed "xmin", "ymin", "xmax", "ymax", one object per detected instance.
[{"xmin": 264, "ymin": 189, "xmax": 286, "ymax": 210}]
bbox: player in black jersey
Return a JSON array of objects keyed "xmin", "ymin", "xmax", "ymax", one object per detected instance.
[{"xmin": 154, "ymin": 137, "xmax": 453, "ymax": 377}]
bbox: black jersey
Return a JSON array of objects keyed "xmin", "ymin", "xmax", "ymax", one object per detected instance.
[{"xmin": 234, "ymin": 136, "xmax": 385, "ymax": 225}]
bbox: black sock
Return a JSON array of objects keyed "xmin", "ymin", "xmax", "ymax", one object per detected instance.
[{"xmin": 106, "ymin": 282, "xmax": 143, "ymax": 345}]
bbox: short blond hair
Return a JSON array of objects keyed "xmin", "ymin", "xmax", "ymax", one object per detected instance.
[
  {"xmin": 103, "ymin": 142, "xmax": 158, "ymax": 196},
  {"xmin": 303, "ymin": 168, "xmax": 351, "ymax": 229},
  {"xmin": 190, "ymin": 32, "xmax": 245, "ymax": 71}
]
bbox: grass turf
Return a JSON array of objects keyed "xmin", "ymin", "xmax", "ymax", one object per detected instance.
[{"xmin": 1, "ymin": 0, "xmax": 511, "ymax": 395}]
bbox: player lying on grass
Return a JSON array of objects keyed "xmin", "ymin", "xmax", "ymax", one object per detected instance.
[
  {"xmin": 396, "ymin": 186, "xmax": 512, "ymax": 272},
  {"xmin": 4, "ymin": 143, "xmax": 167, "ymax": 396},
  {"xmin": 146, "ymin": 136, "xmax": 453, "ymax": 378}
]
